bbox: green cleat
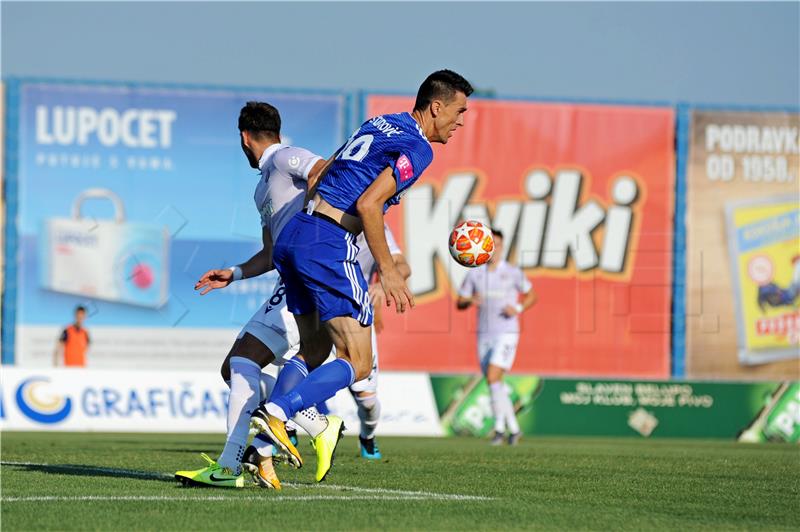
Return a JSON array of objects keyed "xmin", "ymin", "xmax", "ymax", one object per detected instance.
[
  {"xmin": 174, "ymin": 453, "xmax": 245, "ymax": 488},
  {"xmin": 310, "ymin": 415, "xmax": 345, "ymax": 482}
]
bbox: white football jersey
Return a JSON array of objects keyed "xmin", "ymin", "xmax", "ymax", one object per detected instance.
[
  {"xmin": 254, "ymin": 143, "xmax": 322, "ymax": 240},
  {"xmin": 458, "ymin": 261, "xmax": 532, "ymax": 339}
]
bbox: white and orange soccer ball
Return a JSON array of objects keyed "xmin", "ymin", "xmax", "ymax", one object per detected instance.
[{"xmin": 448, "ymin": 220, "xmax": 495, "ymax": 267}]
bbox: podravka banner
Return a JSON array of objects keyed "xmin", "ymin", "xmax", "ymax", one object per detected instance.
[
  {"xmin": 366, "ymin": 96, "xmax": 675, "ymax": 377},
  {"xmin": 685, "ymin": 110, "xmax": 799, "ymax": 379}
]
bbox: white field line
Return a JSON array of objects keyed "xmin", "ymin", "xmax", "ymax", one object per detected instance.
[
  {"xmin": 2, "ymin": 495, "xmax": 454, "ymax": 503},
  {"xmin": 0, "ymin": 461, "xmax": 494, "ymax": 502}
]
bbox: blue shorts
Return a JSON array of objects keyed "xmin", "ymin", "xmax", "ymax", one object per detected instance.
[{"xmin": 273, "ymin": 211, "xmax": 373, "ymax": 326}]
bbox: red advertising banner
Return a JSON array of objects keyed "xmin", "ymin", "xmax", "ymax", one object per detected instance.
[{"xmin": 368, "ymin": 96, "xmax": 675, "ymax": 377}]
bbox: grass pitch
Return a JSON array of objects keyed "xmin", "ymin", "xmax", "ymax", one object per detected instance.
[{"xmin": 1, "ymin": 432, "xmax": 798, "ymax": 531}]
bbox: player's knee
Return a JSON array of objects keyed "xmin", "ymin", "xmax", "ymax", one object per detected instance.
[
  {"xmin": 485, "ymin": 365, "xmax": 504, "ymax": 384},
  {"xmin": 354, "ymin": 392, "xmax": 377, "ymax": 410},
  {"xmin": 234, "ymin": 333, "xmax": 275, "ymax": 368},
  {"xmin": 220, "ymin": 349, "xmax": 235, "ymax": 382},
  {"xmin": 351, "ymin": 358, "xmax": 372, "ymax": 382},
  {"xmin": 301, "ymin": 336, "xmax": 333, "ymax": 369}
]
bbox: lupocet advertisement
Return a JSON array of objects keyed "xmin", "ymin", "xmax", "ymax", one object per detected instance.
[{"xmin": 14, "ymin": 83, "xmax": 346, "ymax": 369}]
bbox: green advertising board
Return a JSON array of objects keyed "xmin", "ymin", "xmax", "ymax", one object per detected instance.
[{"xmin": 430, "ymin": 376, "xmax": 799, "ymax": 442}]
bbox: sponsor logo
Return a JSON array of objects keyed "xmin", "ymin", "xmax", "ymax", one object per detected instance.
[
  {"xmin": 396, "ymin": 154, "xmax": 414, "ymax": 182},
  {"xmin": 55, "ymin": 230, "xmax": 99, "ymax": 247},
  {"xmin": 404, "ymin": 168, "xmax": 643, "ymax": 295},
  {"xmin": 36, "ymin": 106, "xmax": 177, "ymax": 148},
  {"xmin": 15, "ymin": 377, "xmax": 73, "ymax": 424}
]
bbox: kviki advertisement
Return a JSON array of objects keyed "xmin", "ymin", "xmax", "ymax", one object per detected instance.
[
  {"xmin": 367, "ymin": 95, "xmax": 675, "ymax": 377},
  {"xmin": 12, "ymin": 82, "xmax": 346, "ymax": 369}
]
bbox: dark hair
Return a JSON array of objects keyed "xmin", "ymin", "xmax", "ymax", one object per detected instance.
[
  {"xmin": 75, "ymin": 305, "xmax": 87, "ymax": 313},
  {"xmin": 238, "ymin": 101, "xmax": 281, "ymax": 139},
  {"xmin": 491, "ymin": 228, "xmax": 504, "ymax": 239},
  {"xmin": 413, "ymin": 70, "xmax": 474, "ymax": 112}
]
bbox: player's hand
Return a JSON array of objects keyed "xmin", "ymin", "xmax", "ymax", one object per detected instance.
[
  {"xmin": 379, "ymin": 267, "xmax": 414, "ymax": 314},
  {"xmin": 368, "ymin": 282, "xmax": 386, "ymax": 333},
  {"xmin": 501, "ymin": 305, "xmax": 519, "ymax": 318},
  {"xmin": 368, "ymin": 282, "xmax": 387, "ymax": 307},
  {"xmin": 195, "ymin": 269, "xmax": 234, "ymax": 295}
]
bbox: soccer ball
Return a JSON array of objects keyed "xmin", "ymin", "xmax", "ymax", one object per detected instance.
[{"xmin": 448, "ymin": 220, "xmax": 494, "ymax": 267}]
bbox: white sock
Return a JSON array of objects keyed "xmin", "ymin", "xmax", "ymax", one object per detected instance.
[
  {"xmin": 260, "ymin": 373, "xmax": 276, "ymax": 399},
  {"xmin": 265, "ymin": 402, "xmax": 288, "ymax": 422},
  {"xmin": 503, "ymin": 383, "xmax": 520, "ymax": 434},
  {"xmin": 489, "ymin": 381, "xmax": 508, "ymax": 434},
  {"xmin": 291, "ymin": 407, "xmax": 328, "ymax": 438},
  {"xmin": 254, "ymin": 374, "xmax": 277, "ymax": 458},
  {"xmin": 218, "ymin": 357, "xmax": 261, "ymax": 471},
  {"xmin": 264, "ymin": 401, "xmax": 328, "ymax": 438},
  {"xmin": 253, "ymin": 434, "xmax": 274, "ymax": 458},
  {"xmin": 354, "ymin": 394, "xmax": 380, "ymax": 440}
]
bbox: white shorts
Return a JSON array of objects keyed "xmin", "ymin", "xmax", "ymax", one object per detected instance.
[
  {"xmin": 477, "ymin": 333, "xmax": 519, "ymax": 373},
  {"xmin": 237, "ymin": 279, "xmax": 300, "ymax": 366},
  {"xmin": 349, "ymin": 328, "xmax": 379, "ymax": 394}
]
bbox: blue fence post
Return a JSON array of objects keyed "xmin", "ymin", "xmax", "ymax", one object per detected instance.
[
  {"xmin": 671, "ymin": 103, "xmax": 691, "ymax": 378},
  {"xmin": 2, "ymin": 79, "xmax": 21, "ymax": 365}
]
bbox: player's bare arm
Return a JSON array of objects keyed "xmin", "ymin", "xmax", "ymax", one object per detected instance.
[
  {"xmin": 502, "ymin": 288, "xmax": 537, "ymax": 317},
  {"xmin": 305, "ymin": 155, "xmax": 335, "ymax": 203},
  {"xmin": 195, "ymin": 227, "xmax": 274, "ymax": 295},
  {"xmin": 392, "ymin": 252, "xmax": 412, "ymax": 281},
  {"xmin": 456, "ymin": 293, "xmax": 480, "ymax": 310},
  {"xmin": 53, "ymin": 339, "xmax": 64, "ymax": 366},
  {"xmin": 356, "ymin": 167, "xmax": 415, "ymax": 313}
]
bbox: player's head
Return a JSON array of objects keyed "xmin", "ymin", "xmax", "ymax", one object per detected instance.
[
  {"xmin": 413, "ymin": 70, "xmax": 473, "ymax": 144},
  {"xmin": 74, "ymin": 305, "xmax": 87, "ymax": 326},
  {"xmin": 238, "ymin": 101, "xmax": 281, "ymax": 169},
  {"xmin": 489, "ymin": 228, "xmax": 503, "ymax": 264}
]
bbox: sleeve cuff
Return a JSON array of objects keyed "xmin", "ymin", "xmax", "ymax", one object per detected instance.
[{"xmin": 302, "ymin": 156, "xmax": 323, "ymax": 179}]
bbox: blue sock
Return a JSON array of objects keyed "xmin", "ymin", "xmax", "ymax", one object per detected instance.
[
  {"xmin": 272, "ymin": 359, "xmax": 355, "ymax": 419},
  {"xmin": 269, "ymin": 358, "xmax": 308, "ymax": 401}
]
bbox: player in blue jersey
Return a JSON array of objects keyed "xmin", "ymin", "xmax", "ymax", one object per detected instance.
[{"xmin": 251, "ymin": 70, "xmax": 473, "ymax": 472}]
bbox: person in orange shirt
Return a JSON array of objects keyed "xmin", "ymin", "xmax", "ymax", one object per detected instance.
[{"xmin": 54, "ymin": 305, "xmax": 90, "ymax": 367}]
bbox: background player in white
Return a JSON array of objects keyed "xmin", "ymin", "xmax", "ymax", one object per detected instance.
[
  {"xmin": 456, "ymin": 229, "xmax": 537, "ymax": 445},
  {"xmin": 175, "ymin": 102, "xmax": 341, "ymax": 488},
  {"xmin": 350, "ymin": 224, "xmax": 410, "ymax": 459}
]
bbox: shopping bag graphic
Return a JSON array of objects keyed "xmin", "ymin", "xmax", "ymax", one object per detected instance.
[{"xmin": 40, "ymin": 188, "xmax": 169, "ymax": 308}]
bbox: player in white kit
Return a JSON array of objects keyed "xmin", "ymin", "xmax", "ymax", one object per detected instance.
[
  {"xmin": 350, "ymin": 225, "xmax": 409, "ymax": 459},
  {"xmin": 456, "ymin": 229, "xmax": 537, "ymax": 445},
  {"xmin": 175, "ymin": 102, "xmax": 343, "ymax": 488}
]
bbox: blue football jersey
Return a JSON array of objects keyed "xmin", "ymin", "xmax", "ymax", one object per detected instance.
[{"xmin": 317, "ymin": 112, "xmax": 434, "ymax": 215}]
